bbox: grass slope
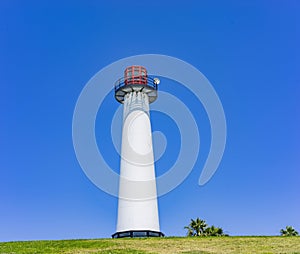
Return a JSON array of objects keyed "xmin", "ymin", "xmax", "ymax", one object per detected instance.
[{"xmin": 0, "ymin": 237, "xmax": 300, "ymax": 254}]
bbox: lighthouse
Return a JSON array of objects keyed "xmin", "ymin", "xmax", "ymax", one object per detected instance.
[{"xmin": 112, "ymin": 66, "xmax": 164, "ymax": 238}]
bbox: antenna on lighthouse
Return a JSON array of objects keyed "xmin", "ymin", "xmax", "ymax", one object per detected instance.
[{"xmin": 112, "ymin": 66, "xmax": 164, "ymax": 238}]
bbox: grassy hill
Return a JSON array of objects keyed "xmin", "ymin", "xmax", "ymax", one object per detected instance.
[{"xmin": 0, "ymin": 236, "xmax": 300, "ymax": 254}]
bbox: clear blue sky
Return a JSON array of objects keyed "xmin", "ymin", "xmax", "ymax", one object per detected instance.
[{"xmin": 1, "ymin": 1, "xmax": 299, "ymax": 241}]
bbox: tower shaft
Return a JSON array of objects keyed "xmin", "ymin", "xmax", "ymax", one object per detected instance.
[{"xmin": 113, "ymin": 92, "xmax": 162, "ymax": 238}]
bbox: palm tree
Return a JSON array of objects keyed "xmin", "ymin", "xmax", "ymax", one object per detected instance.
[
  {"xmin": 185, "ymin": 218, "xmax": 228, "ymax": 237},
  {"xmin": 280, "ymin": 226, "xmax": 299, "ymax": 236},
  {"xmin": 184, "ymin": 218, "xmax": 207, "ymax": 236},
  {"xmin": 204, "ymin": 225, "xmax": 224, "ymax": 236}
]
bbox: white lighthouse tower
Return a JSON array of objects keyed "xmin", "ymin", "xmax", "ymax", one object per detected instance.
[{"xmin": 112, "ymin": 66, "xmax": 164, "ymax": 238}]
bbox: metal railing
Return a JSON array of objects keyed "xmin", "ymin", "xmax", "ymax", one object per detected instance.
[{"xmin": 114, "ymin": 76, "xmax": 158, "ymax": 92}]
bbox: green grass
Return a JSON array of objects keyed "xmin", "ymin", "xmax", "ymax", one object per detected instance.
[{"xmin": 0, "ymin": 236, "xmax": 300, "ymax": 254}]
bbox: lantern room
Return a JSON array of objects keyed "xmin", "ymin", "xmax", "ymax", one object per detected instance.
[
  {"xmin": 114, "ymin": 65, "xmax": 159, "ymax": 104},
  {"xmin": 124, "ymin": 66, "xmax": 147, "ymax": 85}
]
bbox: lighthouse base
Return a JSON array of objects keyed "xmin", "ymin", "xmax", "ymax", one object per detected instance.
[{"xmin": 112, "ymin": 230, "xmax": 164, "ymax": 238}]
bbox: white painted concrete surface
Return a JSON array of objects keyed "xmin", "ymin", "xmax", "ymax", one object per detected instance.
[{"xmin": 116, "ymin": 91, "xmax": 160, "ymax": 233}]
